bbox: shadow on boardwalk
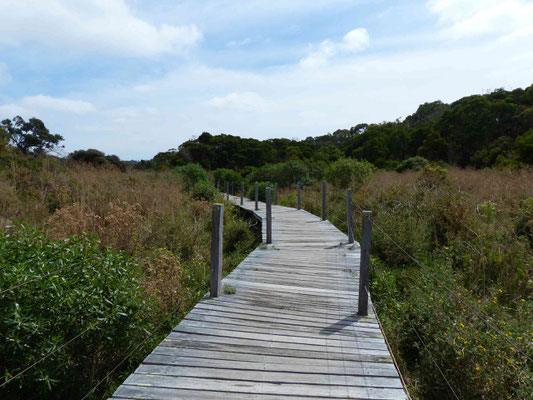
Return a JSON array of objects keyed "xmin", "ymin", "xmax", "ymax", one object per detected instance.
[{"xmin": 110, "ymin": 196, "xmax": 408, "ymax": 400}]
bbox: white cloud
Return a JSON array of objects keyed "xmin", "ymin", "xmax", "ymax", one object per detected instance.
[
  {"xmin": 428, "ymin": 0, "xmax": 533, "ymax": 40},
  {"xmin": 300, "ymin": 28, "xmax": 369, "ymax": 68},
  {"xmin": 340, "ymin": 28, "xmax": 370, "ymax": 52},
  {"xmin": 0, "ymin": 63, "xmax": 11, "ymax": 85},
  {"xmin": 0, "ymin": 0, "xmax": 202, "ymax": 57},
  {"xmin": 227, "ymin": 38, "xmax": 253, "ymax": 47},
  {"xmin": 207, "ymin": 92, "xmax": 272, "ymax": 112},
  {"xmin": 0, "ymin": 104, "xmax": 27, "ymax": 118},
  {"xmin": 0, "ymin": 95, "xmax": 95, "ymax": 119}
]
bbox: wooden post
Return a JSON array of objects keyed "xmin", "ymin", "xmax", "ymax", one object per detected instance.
[
  {"xmin": 240, "ymin": 181, "xmax": 244, "ymax": 205},
  {"xmin": 274, "ymin": 183, "xmax": 278, "ymax": 205},
  {"xmin": 266, "ymin": 187, "xmax": 272, "ymax": 244},
  {"xmin": 346, "ymin": 189, "xmax": 354, "ymax": 244},
  {"xmin": 255, "ymin": 181, "xmax": 259, "ymax": 211},
  {"xmin": 297, "ymin": 182, "xmax": 301, "ymax": 210},
  {"xmin": 210, "ymin": 204, "xmax": 224, "ymax": 297},
  {"xmin": 266, "ymin": 181, "xmax": 270, "ymax": 188},
  {"xmin": 321, "ymin": 181, "xmax": 327, "ymax": 221},
  {"xmin": 358, "ymin": 211, "xmax": 372, "ymax": 316}
]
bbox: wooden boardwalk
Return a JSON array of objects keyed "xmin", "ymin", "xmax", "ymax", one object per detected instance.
[{"xmin": 110, "ymin": 196, "xmax": 408, "ymax": 399}]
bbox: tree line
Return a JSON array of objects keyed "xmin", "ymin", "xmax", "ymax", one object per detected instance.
[
  {"xmin": 1, "ymin": 84, "xmax": 532, "ymax": 171},
  {"xmin": 140, "ymin": 84, "xmax": 533, "ymax": 171}
]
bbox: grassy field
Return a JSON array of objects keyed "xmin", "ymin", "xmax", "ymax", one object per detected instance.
[
  {"xmin": 277, "ymin": 167, "xmax": 533, "ymax": 399},
  {"xmin": 0, "ymin": 158, "xmax": 259, "ymax": 399}
]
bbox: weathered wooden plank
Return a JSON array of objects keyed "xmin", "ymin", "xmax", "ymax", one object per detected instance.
[
  {"xmin": 134, "ymin": 364, "xmax": 404, "ymax": 388},
  {"xmin": 143, "ymin": 353, "xmax": 400, "ymax": 377},
  {"xmin": 159, "ymin": 339, "xmax": 392, "ymax": 363},
  {"xmin": 111, "ymin": 194, "xmax": 408, "ymax": 400},
  {"xmin": 173, "ymin": 322, "xmax": 389, "ymax": 350},
  {"xmin": 122, "ymin": 374, "xmax": 407, "ymax": 399}
]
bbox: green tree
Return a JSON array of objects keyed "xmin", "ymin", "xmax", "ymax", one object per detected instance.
[
  {"xmin": 1, "ymin": 116, "xmax": 64, "ymax": 155},
  {"xmin": 70, "ymin": 149, "xmax": 107, "ymax": 166},
  {"xmin": 325, "ymin": 158, "xmax": 374, "ymax": 189},
  {"xmin": 404, "ymin": 100, "xmax": 449, "ymax": 128},
  {"xmin": 175, "ymin": 163, "xmax": 210, "ymax": 191},
  {"xmin": 418, "ymin": 130, "xmax": 448, "ymax": 161},
  {"xmin": 515, "ymin": 129, "xmax": 533, "ymax": 164}
]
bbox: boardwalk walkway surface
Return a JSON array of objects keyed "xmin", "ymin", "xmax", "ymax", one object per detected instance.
[{"xmin": 110, "ymin": 196, "xmax": 408, "ymax": 399}]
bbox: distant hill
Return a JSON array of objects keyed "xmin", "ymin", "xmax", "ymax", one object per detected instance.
[{"xmin": 141, "ymin": 84, "xmax": 533, "ymax": 170}]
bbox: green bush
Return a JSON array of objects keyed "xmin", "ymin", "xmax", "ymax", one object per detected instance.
[
  {"xmin": 174, "ymin": 163, "xmax": 209, "ymax": 190},
  {"xmin": 275, "ymin": 161, "xmax": 313, "ymax": 187},
  {"xmin": 396, "ymin": 156, "xmax": 429, "ymax": 172},
  {"xmin": 515, "ymin": 129, "xmax": 533, "ymax": 164},
  {"xmin": 246, "ymin": 181, "xmax": 268, "ymax": 202},
  {"xmin": 0, "ymin": 226, "xmax": 152, "ymax": 399},
  {"xmin": 213, "ymin": 168, "xmax": 243, "ymax": 187},
  {"xmin": 276, "ymin": 169, "xmax": 533, "ymax": 399},
  {"xmin": 324, "ymin": 158, "xmax": 374, "ymax": 189},
  {"xmin": 515, "ymin": 197, "xmax": 533, "ymax": 248},
  {"xmin": 246, "ymin": 161, "xmax": 313, "ymax": 188},
  {"xmin": 191, "ymin": 180, "xmax": 217, "ymax": 201}
]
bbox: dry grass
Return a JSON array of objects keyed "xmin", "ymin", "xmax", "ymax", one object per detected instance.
[
  {"xmin": 277, "ymin": 166, "xmax": 533, "ymax": 400},
  {"xmin": 0, "ymin": 160, "xmax": 257, "ymax": 317}
]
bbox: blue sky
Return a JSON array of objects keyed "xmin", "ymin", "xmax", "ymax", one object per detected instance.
[{"xmin": 0, "ymin": 0, "xmax": 532, "ymax": 160}]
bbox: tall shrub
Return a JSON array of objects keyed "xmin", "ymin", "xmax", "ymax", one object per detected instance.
[
  {"xmin": 174, "ymin": 163, "xmax": 209, "ymax": 190},
  {"xmin": 324, "ymin": 158, "xmax": 374, "ymax": 189},
  {"xmin": 0, "ymin": 226, "xmax": 152, "ymax": 398}
]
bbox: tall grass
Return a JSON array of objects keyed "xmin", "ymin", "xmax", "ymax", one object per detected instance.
[
  {"xmin": 0, "ymin": 158, "xmax": 259, "ymax": 399},
  {"xmin": 278, "ymin": 167, "xmax": 533, "ymax": 399}
]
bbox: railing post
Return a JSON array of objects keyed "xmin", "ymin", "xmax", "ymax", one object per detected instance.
[
  {"xmin": 297, "ymin": 182, "xmax": 301, "ymax": 210},
  {"xmin": 274, "ymin": 183, "xmax": 278, "ymax": 205},
  {"xmin": 346, "ymin": 189, "xmax": 354, "ymax": 244},
  {"xmin": 210, "ymin": 203, "xmax": 224, "ymax": 297},
  {"xmin": 321, "ymin": 181, "xmax": 327, "ymax": 221},
  {"xmin": 266, "ymin": 187, "xmax": 272, "ymax": 244},
  {"xmin": 358, "ymin": 211, "xmax": 372, "ymax": 316},
  {"xmin": 255, "ymin": 181, "xmax": 259, "ymax": 211},
  {"xmin": 240, "ymin": 181, "xmax": 244, "ymax": 205},
  {"xmin": 266, "ymin": 181, "xmax": 270, "ymax": 188}
]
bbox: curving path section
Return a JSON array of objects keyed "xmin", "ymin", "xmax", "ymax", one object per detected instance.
[{"xmin": 110, "ymin": 196, "xmax": 408, "ymax": 399}]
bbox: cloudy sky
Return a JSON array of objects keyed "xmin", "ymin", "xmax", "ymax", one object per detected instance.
[{"xmin": 0, "ymin": 0, "xmax": 532, "ymax": 160}]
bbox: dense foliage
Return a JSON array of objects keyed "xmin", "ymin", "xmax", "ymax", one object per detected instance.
[
  {"xmin": 69, "ymin": 149, "xmax": 126, "ymax": 171},
  {"xmin": 0, "ymin": 158, "xmax": 259, "ymax": 399},
  {"xmin": 0, "ymin": 117, "xmax": 63, "ymax": 156},
  {"xmin": 1, "ymin": 227, "xmax": 151, "ymax": 399},
  {"xmin": 140, "ymin": 85, "xmax": 532, "ymax": 171},
  {"xmin": 1, "ymin": 83, "xmax": 532, "ymax": 399},
  {"xmin": 275, "ymin": 168, "xmax": 533, "ymax": 399}
]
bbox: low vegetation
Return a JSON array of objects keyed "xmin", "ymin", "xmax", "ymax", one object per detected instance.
[
  {"xmin": 1, "ymin": 83, "xmax": 532, "ymax": 399},
  {"xmin": 0, "ymin": 157, "xmax": 259, "ymax": 399},
  {"xmin": 276, "ymin": 167, "xmax": 533, "ymax": 399}
]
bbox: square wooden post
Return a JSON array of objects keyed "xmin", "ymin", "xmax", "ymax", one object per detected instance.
[
  {"xmin": 346, "ymin": 189, "xmax": 354, "ymax": 244},
  {"xmin": 321, "ymin": 181, "xmax": 327, "ymax": 221},
  {"xmin": 358, "ymin": 211, "xmax": 372, "ymax": 315},
  {"xmin": 210, "ymin": 204, "xmax": 224, "ymax": 297},
  {"xmin": 255, "ymin": 181, "xmax": 259, "ymax": 211},
  {"xmin": 297, "ymin": 182, "xmax": 301, "ymax": 210},
  {"xmin": 266, "ymin": 187, "xmax": 272, "ymax": 244}
]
